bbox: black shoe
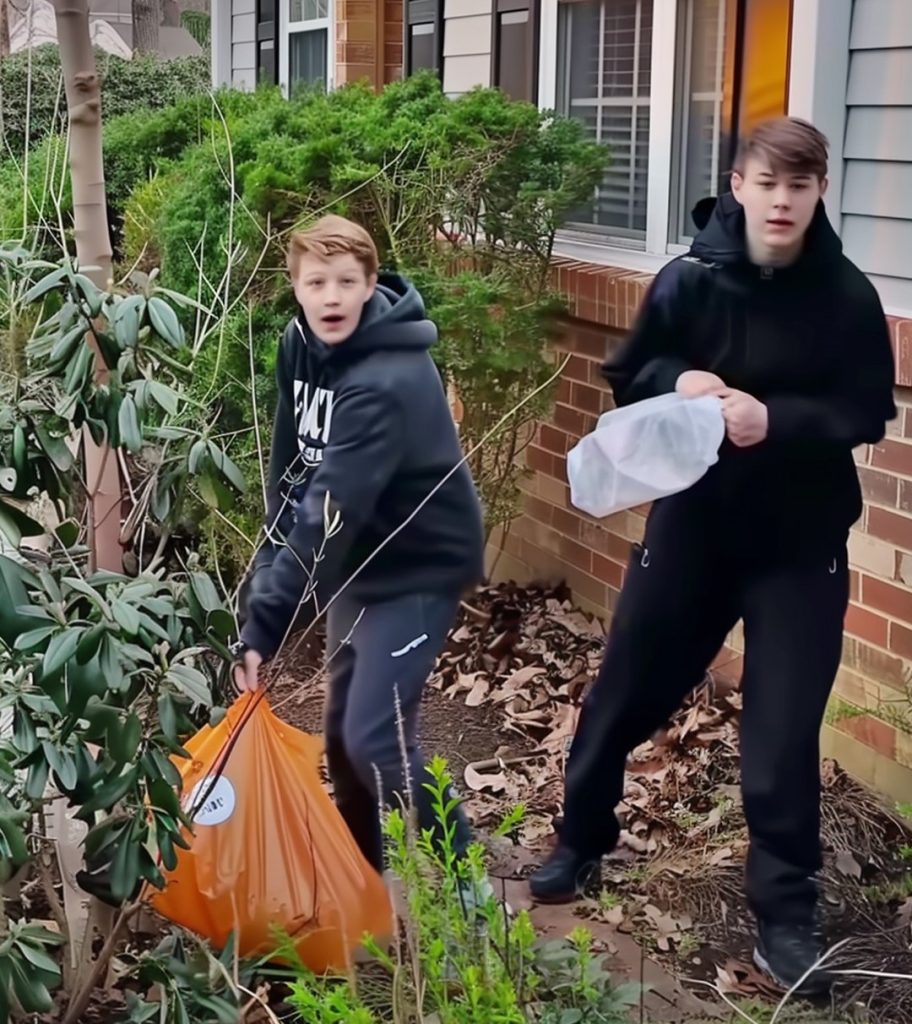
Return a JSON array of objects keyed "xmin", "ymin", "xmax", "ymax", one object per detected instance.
[
  {"xmin": 753, "ymin": 920, "xmax": 833, "ymax": 998},
  {"xmin": 529, "ymin": 844, "xmax": 601, "ymax": 904}
]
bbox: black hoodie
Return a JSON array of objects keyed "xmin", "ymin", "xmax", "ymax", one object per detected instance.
[
  {"xmin": 241, "ymin": 275, "xmax": 485, "ymax": 660},
  {"xmin": 602, "ymin": 193, "xmax": 897, "ymax": 555}
]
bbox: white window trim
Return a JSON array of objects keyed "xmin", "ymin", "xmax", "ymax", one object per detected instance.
[
  {"xmin": 539, "ymin": 0, "xmax": 680, "ymax": 265},
  {"xmin": 279, "ymin": 1, "xmax": 336, "ymax": 97}
]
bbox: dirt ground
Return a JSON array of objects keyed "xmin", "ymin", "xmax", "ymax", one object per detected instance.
[{"xmin": 266, "ymin": 580, "xmax": 912, "ymax": 1024}]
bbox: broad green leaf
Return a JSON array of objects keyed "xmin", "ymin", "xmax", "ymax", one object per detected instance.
[
  {"xmin": 111, "ymin": 598, "xmax": 141, "ymax": 636},
  {"xmin": 32, "ymin": 423, "xmax": 73, "ymax": 473},
  {"xmin": 24, "ymin": 758, "xmax": 50, "ymax": 801},
  {"xmin": 74, "ymin": 274, "xmax": 105, "ymax": 316},
  {"xmin": 206, "ymin": 608, "xmax": 235, "ymax": 642},
  {"xmin": 74, "ymin": 766, "xmax": 139, "ymax": 819},
  {"xmin": 110, "ymin": 294, "xmax": 145, "ymax": 348},
  {"xmin": 206, "ymin": 442, "xmax": 246, "ymax": 493},
  {"xmin": 187, "ymin": 438, "xmax": 207, "ymax": 474},
  {"xmin": 23, "ymin": 264, "xmax": 70, "ymax": 304},
  {"xmin": 167, "ymin": 664, "xmax": 210, "ymax": 707},
  {"xmin": 146, "ymin": 296, "xmax": 185, "ymax": 349},
  {"xmin": 157, "ymin": 693, "xmax": 178, "ymax": 743},
  {"xmin": 13, "ymin": 625, "xmax": 57, "ymax": 652},
  {"xmin": 110, "ymin": 822, "xmax": 140, "ymax": 903},
  {"xmin": 108, "ymin": 713, "xmax": 142, "ymax": 765},
  {"xmin": 41, "ymin": 741, "xmax": 78, "ymax": 792},
  {"xmin": 53, "ymin": 518, "xmax": 80, "ymax": 549},
  {"xmin": 148, "ymin": 381, "xmax": 180, "ymax": 417},
  {"xmin": 118, "ymin": 395, "xmax": 142, "ymax": 453},
  {"xmin": 42, "ymin": 628, "xmax": 80, "ymax": 678}
]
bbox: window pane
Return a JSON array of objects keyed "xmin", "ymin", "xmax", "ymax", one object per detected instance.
[
  {"xmin": 670, "ymin": 0, "xmax": 727, "ymax": 243},
  {"xmin": 496, "ymin": 11, "xmax": 531, "ymax": 102},
  {"xmin": 290, "ymin": 28, "xmax": 328, "ymax": 89},
  {"xmin": 409, "ymin": 23, "xmax": 436, "ymax": 73},
  {"xmin": 558, "ymin": 0, "xmax": 654, "ymax": 240},
  {"xmin": 290, "ymin": 0, "xmax": 328, "ymax": 22},
  {"xmin": 258, "ymin": 39, "xmax": 277, "ymax": 85}
]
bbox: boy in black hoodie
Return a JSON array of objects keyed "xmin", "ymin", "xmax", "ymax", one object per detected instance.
[
  {"xmin": 529, "ymin": 119, "xmax": 896, "ymax": 994},
  {"xmin": 232, "ymin": 215, "xmax": 485, "ymax": 873}
]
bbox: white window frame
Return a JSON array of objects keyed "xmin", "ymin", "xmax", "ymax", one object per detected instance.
[
  {"xmin": 540, "ymin": 0, "xmax": 679, "ymax": 263},
  {"xmin": 279, "ymin": 1, "xmax": 336, "ymax": 97}
]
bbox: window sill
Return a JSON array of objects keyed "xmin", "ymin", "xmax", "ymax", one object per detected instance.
[{"xmin": 553, "ymin": 234, "xmax": 675, "ymax": 276}]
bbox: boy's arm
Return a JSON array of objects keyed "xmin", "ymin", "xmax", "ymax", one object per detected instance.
[
  {"xmin": 764, "ymin": 288, "xmax": 897, "ymax": 447},
  {"xmin": 240, "ymin": 385, "xmax": 404, "ymax": 660},
  {"xmin": 601, "ymin": 264, "xmax": 697, "ymax": 407}
]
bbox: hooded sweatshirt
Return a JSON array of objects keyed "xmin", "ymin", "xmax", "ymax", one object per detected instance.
[
  {"xmin": 602, "ymin": 193, "xmax": 896, "ymax": 556},
  {"xmin": 241, "ymin": 274, "xmax": 485, "ymax": 660}
]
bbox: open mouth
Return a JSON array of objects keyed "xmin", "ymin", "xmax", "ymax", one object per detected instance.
[
  {"xmin": 766, "ymin": 219, "xmax": 795, "ymax": 229},
  {"xmin": 321, "ymin": 315, "xmax": 345, "ymax": 326}
]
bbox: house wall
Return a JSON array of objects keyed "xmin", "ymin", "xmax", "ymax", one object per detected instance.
[
  {"xmin": 442, "ymin": 0, "xmax": 492, "ymax": 97},
  {"xmin": 841, "ymin": 0, "xmax": 912, "ymax": 314},
  {"xmin": 336, "ymin": 0, "xmax": 404, "ymax": 87},
  {"xmin": 229, "ymin": 0, "xmax": 257, "ymax": 90}
]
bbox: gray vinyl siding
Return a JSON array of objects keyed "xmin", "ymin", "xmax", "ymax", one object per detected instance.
[
  {"xmin": 442, "ymin": 0, "xmax": 492, "ymax": 98},
  {"xmin": 841, "ymin": 0, "xmax": 912, "ymax": 313},
  {"xmin": 231, "ymin": 0, "xmax": 257, "ymax": 91}
]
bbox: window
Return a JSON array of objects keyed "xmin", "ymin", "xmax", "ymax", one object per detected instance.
[
  {"xmin": 286, "ymin": 0, "xmax": 332, "ymax": 92},
  {"xmin": 492, "ymin": 1, "xmax": 540, "ymax": 103},
  {"xmin": 557, "ymin": 0, "xmax": 653, "ymax": 241},
  {"xmin": 406, "ymin": 0, "xmax": 443, "ymax": 76},
  {"xmin": 256, "ymin": 1, "xmax": 279, "ymax": 86},
  {"xmin": 540, "ymin": 0, "xmax": 791, "ymax": 254}
]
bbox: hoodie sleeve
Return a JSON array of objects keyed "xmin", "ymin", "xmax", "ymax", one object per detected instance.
[
  {"xmin": 240, "ymin": 385, "xmax": 404, "ymax": 660},
  {"xmin": 601, "ymin": 262, "xmax": 698, "ymax": 407},
  {"xmin": 764, "ymin": 282, "xmax": 897, "ymax": 448}
]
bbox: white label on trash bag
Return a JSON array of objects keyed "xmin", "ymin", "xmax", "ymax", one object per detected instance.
[{"xmin": 185, "ymin": 775, "xmax": 236, "ymax": 826}]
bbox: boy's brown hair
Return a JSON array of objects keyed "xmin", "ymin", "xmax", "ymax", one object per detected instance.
[
  {"xmin": 287, "ymin": 214, "xmax": 379, "ymax": 278},
  {"xmin": 733, "ymin": 117, "xmax": 829, "ymax": 181}
]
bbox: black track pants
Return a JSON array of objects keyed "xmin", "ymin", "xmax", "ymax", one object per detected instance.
[{"xmin": 559, "ymin": 498, "xmax": 849, "ymax": 925}]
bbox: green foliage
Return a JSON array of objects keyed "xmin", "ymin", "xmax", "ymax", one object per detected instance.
[
  {"xmin": 0, "ymin": 247, "xmax": 247, "ymax": 1011},
  {"xmin": 285, "ymin": 757, "xmax": 641, "ymax": 1024},
  {"xmin": 0, "ymin": 46, "xmax": 209, "ymax": 155},
  {"xmin": 116, "ymin": 931, "xmax": 251, "ymax": 1024},
  {"xmin": 180, "ymin": 11, "xmax": 212, "ymax": 50},
  {"xmin": 0, "ymin": 920, "xmax": 64, "ymax": 1020}
]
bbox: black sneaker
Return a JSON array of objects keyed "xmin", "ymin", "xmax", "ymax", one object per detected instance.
[
  {"xmin": 529, "ymin": 844, "xmax": 601, "ymax": 904},
  {"xmin": 753, "ymin": 919, "xmax": 833, "ymax": 998}
]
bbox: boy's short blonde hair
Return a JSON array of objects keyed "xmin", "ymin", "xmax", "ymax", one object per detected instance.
[{"xmin": 287, "ymin": 214, "xmax": 379, "ymax": 279}]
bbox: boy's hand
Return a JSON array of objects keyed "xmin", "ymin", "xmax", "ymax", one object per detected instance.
[
  {"xmin": 233, "ymin": 649, "xmax": 264, "ymax": 693},
  {"xmin": 719, "ymin": 389, "xmax": 768, "ymax": 447},
  {"xmin": 675, "ymin": 370, "xmax": 726, "ymax": 398}
]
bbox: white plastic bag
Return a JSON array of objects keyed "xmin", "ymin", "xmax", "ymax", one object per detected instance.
[{"xmin": 566, "ymin": 393, "xmax": 725, "ymax": 518}]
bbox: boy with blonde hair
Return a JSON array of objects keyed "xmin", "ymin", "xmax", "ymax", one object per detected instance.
[{"xmin": 232, "ymin": 215, "xmax": 485, "ymax": 872}]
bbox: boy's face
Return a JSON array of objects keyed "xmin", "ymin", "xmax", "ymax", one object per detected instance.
[
  {"xmin": 293, "ymin": 253, "xmax": 377, "ymax": 345},
  {"xmin": 731, "ymin": 155, "xmax": 827, "ymax": 263}
]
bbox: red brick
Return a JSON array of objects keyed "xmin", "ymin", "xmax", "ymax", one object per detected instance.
[
  {"xmin": 559, "ymin": 535, "xmax": 593, "ymax": 573},
  {"xmin": 539, "ymin": 424, "xmax": 571, "ymax": 456},
  {"xmin": 564, "ymin": 354, "xmax": 593, "ymax": 384},
  {"xmin": 578, "ymin": 521, "xmax": 632, "ymax": 563},
  {"xmin": 895, "ymin": 319, "xmax": 912, "ymax": 387},
  {"xmin": 551, "ymin": 505, "xmax": 582, "ymax": 539},
  {"xmin": 588, "ymin": 360, "xmax": 613, "ymax": 391},
  {"xmin": 563, "ymin": 326, "xmax": 610, "ymax": 362},
  {"xmin": 867, "ymin": 507, "xmax": 912, "ymax": 551},
  {"xmin": 571, "ymin": 382, "xmax": 606, "ymax": 416},
  {"xmin": 526, "ymin": 445, "xmax": 555, "ymax": 476},
  {"xmin": 889, "ymin": 621, "xmax": 912, "ymax": 660},
  {"xmin": 592, "ymin": 553, "xmax": 624, "ymax": 588},
  {"xmin": 862, "ymin": 575, "xmax": 912, "ymax": 624},
  {"xmin": 858, "ymin": 466, "xmax": 900, "ymax": 507},
  {"xmin": 553, "ymin": 403, "xmax": 587, "ymax": 438},
  {"xmin": 523, "ymin": 495, "xmax": 554, "ymax": 527},
  {"xmin": 850, "ymin": 570, "xmax": 860, "ymax": 602},
  {"xmin": 844, "ymin": 604, "xmax": 890, "ymax": 647},
  {"xmin": 899, "ymin": 479, "xmax": 912, "ymax": 513},
  {"xmin": 838, "ymin": 714, "xmax": 897, "ymax": 759},
  {"xmin": 556, "ymin": 378, "xmax": 572, "ymax": 404},
  {"xmin": 871, "ymin": 439, "xmax": 912, "ymax": 476}
]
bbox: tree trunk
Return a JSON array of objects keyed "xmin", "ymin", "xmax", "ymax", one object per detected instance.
[
  {"xmin": 0, "ymin": 1, "xmax": 9, "ymax": 59},
  {"xmin": 52, "ymin": 0, "xmax": 123, "ymax": 575},
  {"xmin": 132, "ymin": 0, "xmax": 160, "ymax": 55}
]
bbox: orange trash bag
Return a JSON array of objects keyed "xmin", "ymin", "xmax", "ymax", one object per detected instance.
[{"xmin": 149, "ymin": 693, "xmax": 393, "ymax": 972}]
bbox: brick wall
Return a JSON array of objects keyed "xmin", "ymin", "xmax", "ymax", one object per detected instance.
[
  {"xmin": 335, "ymin": 0, "xmax": 403, "ymax": 88},
  {"xmin": 491, "ymin": 257, "xmax": 912, "ymax": 800}
]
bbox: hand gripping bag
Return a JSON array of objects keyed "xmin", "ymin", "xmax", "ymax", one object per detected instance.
[
  {"xmin": 150, "ymin": 693, "xmax": 393, "ymax": 971},
  {"xmin": 567, "ymin": 393, "xmax": 725, "ymax": 519}
]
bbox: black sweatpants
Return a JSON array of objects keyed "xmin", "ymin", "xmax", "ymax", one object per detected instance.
[
  {"xmin": 324, "ymin": 589, "xmax": 471, "ymax": 872},
  {"xmin": 560, "ymin": 497, "xmax": 849, "ymax": 925}
]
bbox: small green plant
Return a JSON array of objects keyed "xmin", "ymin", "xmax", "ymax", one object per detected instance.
[{"xmin": 278, "ymin": 756, "xmax": 641, "ymax": 1023}]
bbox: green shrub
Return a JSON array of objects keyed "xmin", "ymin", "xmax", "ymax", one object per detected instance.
[{"xmin": 0, "ymin": 45, "xmax": 209, "ymax": 155}]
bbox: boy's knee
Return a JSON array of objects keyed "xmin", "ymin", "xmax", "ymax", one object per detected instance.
[{"xmin": 341, "ymin": 719, "xmax": 399, "ymax": 788}]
